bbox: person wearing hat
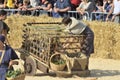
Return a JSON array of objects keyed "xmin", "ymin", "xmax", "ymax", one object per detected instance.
[
  {"xmin": 62, "ymin": 17, "xmax": 94, "ymax": 70},
  {"xmin": 0, "ymin": 35, "xmax": 19, "ymax": 80}
]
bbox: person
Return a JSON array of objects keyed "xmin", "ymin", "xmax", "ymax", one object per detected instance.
[
  {"xmin": 102, "ymin": 0, "xmax": 113, "ymax": 21},
  {"xmin": 29, "ymin": 0, "xmax": 41, "ymax": 16},
  {"xmin": 18, "ymin": 0, "xmax": 32, "ymax": 15},
  {"xmin": 35, "ymin": 0, "xmax": 52, "ymax": 16},
  {"xmin": 0, "ymin": 10, "xmax": 9, "ymax": 37},
  {"xmin": 70, "ymin": 0, "xmax": 81, "ymax": 10},
  {"xmin": 62, "ymin": 17, "xmax": 94, "ymax": 70},
  {"xmin": 0, "ymin": 0, "xmax": 5, "ymax": 9},
  {"xmin": 4, "ymin": 0, "xmax": 15, "ymax": 9},
  {"xmin": 94, "ymin": 0, "xmax": 104, "ymax": 20},
  {"xmin": 106, "ymin": 0, "xmax": 120, "ymax": 23},
  {"xmin": 36, "ymin": 0, "xmax": 52, "ymax": 11},
  {"xmin": 0, "ymin": 10, "xmax": 10, "ymax": 44},
  {"xmin": 52, "ymin": 0, "xmax": 71, "ymax": 18},
  {"xmin": 76, "ymin": 0, "xmax": 95, "ymax": 20},
  {"xmin": 0, "ymin": 35, "xmax": 19, "ymax": 80}
]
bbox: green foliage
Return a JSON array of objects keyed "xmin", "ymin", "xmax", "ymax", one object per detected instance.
[
  {"xmin": 53, "ymin": 59, "xmax": 66, "ymax": 65},
  {"xmin": 6, "ymin": 69, "xmax": 21, "ymax": 78},
  {"xmin": 52, "ymin": 56, "xmax": 66, "ymax": 65}
]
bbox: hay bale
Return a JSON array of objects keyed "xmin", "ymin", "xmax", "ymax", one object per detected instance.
[{"xmin": 5, "ymin": 15, "xmax": 120, "ymax": 60}]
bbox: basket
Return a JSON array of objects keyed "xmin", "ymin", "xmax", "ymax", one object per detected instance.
[
  {"xmin": 50, "ymin": 53, "xmax": 66, "ymax": 71},
  {"xmin": 50, "ymin": 61, "xmax": 66, "ymax": 71},
  {"xmin": 6, "ymin": 74, "xmax": 25, "ymax": 80}
]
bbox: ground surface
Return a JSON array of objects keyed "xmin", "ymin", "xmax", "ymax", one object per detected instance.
[{"xmin": 25, "ymin": 58, "xmax": 120, "ymax": 80}]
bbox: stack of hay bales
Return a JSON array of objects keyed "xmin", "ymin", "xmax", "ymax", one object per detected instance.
[
  {"xmin": 5, "ymin": 15, "xmax": 62, "ymax": 48},
  {"xmin": 5, "ymin": 15, "xmax": 120, "ymax": 60},
  {"xmin": 88, "ymin": 21, "xmax": 120, "ymax": 59}
]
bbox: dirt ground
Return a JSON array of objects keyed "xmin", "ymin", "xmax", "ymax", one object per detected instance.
[{"xmin": 24, "ymin": 58, "xmax": 120, "ymax": 80}]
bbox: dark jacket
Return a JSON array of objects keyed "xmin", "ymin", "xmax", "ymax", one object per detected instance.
[
  {"xmin": 81, "ymin": 26, "xmax": 94, "ymax": 57},
  {"xmin": 0, "ymin": 21, "xmax": 10, "ymax": 34}
]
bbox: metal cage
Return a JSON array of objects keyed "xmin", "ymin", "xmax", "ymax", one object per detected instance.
[{"xmin": 20, "ymin": 22, "xmax": 89, "ymax": 76}]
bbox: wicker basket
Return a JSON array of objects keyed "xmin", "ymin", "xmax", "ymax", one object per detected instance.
[
  {"xmin": 50, "ymin": 53, "xmax": 66, "ymax": 71},
  {"xmin": 6, "ymin": 74, "xmax": 25, "ymax": 80},
  {"xmin": 50, "ymin": 61, "xmax": 66, "ymax": 71}
]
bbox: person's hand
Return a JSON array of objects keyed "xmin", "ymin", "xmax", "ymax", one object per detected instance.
[
  {"xmin": 8, "ymin": 60, "xmax": 18, "ymax": 68},
  {"xmin": 111, "ymin": 15, "xmax": 116, "ymax": 22},
  {"xmin": 22, "ymin": 7, "xmax": 28, "ymax": 11},
  {"xmin": 106, "ymin": 17, "xmax": 109, "ymax": 21},
  {"xmin": 8, "ymin": 60, "xmax": 13, "ymax": 69},
  {"xmin": 3, "ymin": 4, "xmax": 6, "ymax": 8},
  {"xmin": 36, "ymin": 6, "xmax": 42, "ymax": 9},
  {"xmin": 80, "ymin": 11, "xmax": 84, "ymax": 15},
  {"xmin": 79, "ymin": 9, "xmax": 85, "ymax": 15},
  {"xmin": 54, "ymin": 8, "xmax": 59, "ymax": 12}
]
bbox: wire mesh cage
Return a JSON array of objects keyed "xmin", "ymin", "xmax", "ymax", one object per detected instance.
[{"xmin": 22, "ymin": 22, "xmax": 85, "ymax": 67}]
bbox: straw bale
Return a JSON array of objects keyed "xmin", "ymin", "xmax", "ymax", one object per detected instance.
[
  {"xmin": 5, "ymin": 15, "xmax": 120, "ymax": 60},
  {"xmin": 89, "ymin": 21, "xmax": 120, "ymax": 59}
]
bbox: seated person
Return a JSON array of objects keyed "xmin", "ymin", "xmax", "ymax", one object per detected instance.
[
  {"xmin": 52, "ymin": 0, "xmax": 71, "ymax": 18},
  {"xmin": 18, "ymin": 0, "xmax": 31, "ymax": 15},
  {"xmin": 93, "ymin": 0, "xmax": 104, "ymax": 20},
  {"xmin": 36, "ymin": 0, "xmax": 52, "ymax": 11},
  {"xmin": 19, "ymin": 0, "xmax": 41, "ymax": 16},
  {"xmin": 70, "ymin": 0, "xmax": 81, "ymax": 10},
  {"xmin": 4, "ymin": 0, "xmax": 15, "ymax": 9},
  {"xmin": 28, "ymin": 0, "xmax": 41, "ymax": 16},
  {"xmin": 76, "ymin": 0, "xmax": 95, "ymax": 17},
  {"xmin": 36, "ymin": 0, "xmax": 52, "ymax": 16},
  {"xmin": 0, "ymin": 0, "xmax": 5, "ymax": 9},
  {"xmin": 103, "ymin": 0, "xmax": 113, "ymax": 21}
]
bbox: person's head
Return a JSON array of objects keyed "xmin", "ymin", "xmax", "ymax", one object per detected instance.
[
  {"xmin": 0, "ymin": 22, "xmax": 10, "ymax": 37},
  {"xmin": 0, "ymin": 10, "xmax": 7, "ymax": 20},
  {"xmin": 62, "ymin": 17, "xmax": 72, "ymax": 26},
  {"xmin": 107, "ymin": 0, "xmax": 112, "ymax": 4},
  {"xmin": 23, "ymin": 0, "xmax": 29, "ymax": 5}
]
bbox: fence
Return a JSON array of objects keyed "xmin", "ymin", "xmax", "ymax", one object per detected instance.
[
  {"xmin": 0, "ymin": 9, "xmax": 20, "ymax": 15},
  {"xmin": 90, "ymin": 12, "xmax": 112, "ymax": 21},
  {"xmin": 0, "ymin": 9, "xmax": 111, "ymax": 21},
  {"xmin": 37, "ymin": 10, "xmax": 90, "ymax": 20},
  {"xmin": 67, "ymin": 11, "xmax": 90, "ymax": 20}
]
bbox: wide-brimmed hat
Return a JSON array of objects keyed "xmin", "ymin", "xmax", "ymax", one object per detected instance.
[{"xmin": 0, "ymin": 35, "xmax": 5, "ymax": 43}]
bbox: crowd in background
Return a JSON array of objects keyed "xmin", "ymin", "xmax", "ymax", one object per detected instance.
[{"xmin": 0, "ymin": 0, "xmax": 120, "ymax": 23}]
